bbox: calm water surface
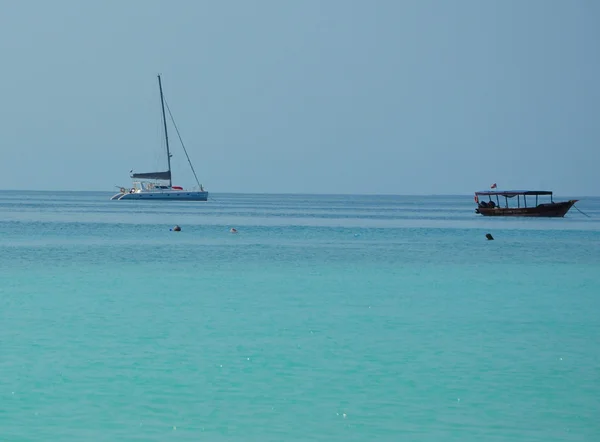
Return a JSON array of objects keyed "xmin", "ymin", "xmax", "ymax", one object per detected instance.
[{"xmin": 1, "ymin": 191, "xmax": 599, "ymax": 441}]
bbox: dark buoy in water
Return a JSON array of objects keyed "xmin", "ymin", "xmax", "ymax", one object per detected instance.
[
  {"xmin": 171, "ymin": 225, "xmax": 181, "ymax": 232},
  {"xmin": 485, "ymin": 233, "xmax": 494, "ymax": 241}
]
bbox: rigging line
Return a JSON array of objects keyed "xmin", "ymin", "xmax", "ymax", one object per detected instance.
[
  {"xmin": 163, "ymin": 98, "xmax": 202, "ymax": 189},
  {"xmin": 573, "ymin": 204, "xmax": 591, "ymax": 218}
]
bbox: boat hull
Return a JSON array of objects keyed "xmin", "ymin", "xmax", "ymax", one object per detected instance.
[
  {"xmin": 475, "ymin": 200, "xmax": 577, "ymax": 217},
  {"xmin": 111, "ymin": 190, "xmax": 208, "ymax": 201}
]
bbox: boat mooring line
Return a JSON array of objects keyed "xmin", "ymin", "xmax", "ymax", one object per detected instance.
[{"xmin": 573, "ymin": 204, "xmax": 591, "ymax": 218}]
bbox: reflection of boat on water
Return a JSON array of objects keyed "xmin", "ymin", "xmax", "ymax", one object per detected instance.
[
  {"xmin": 111, "ymin": 74, "xmax": 208, "ymax": 201},
  {"xmin": 474, "ymin": 190, "xmax": 577, "ymax": 217}
]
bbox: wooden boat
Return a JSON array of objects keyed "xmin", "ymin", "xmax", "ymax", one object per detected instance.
[{"xmin": 474, "ymin": 190, "xmax": 577, "ymax": 217}]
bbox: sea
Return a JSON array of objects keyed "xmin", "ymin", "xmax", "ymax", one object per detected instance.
[{"xmin": 1, "ymin": 191, "xmax": 599, "ymax": 441}]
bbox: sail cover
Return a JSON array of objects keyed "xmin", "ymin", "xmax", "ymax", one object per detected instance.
[{"xmin": 130, "ymin": 170, "xmax": 171, "ymax": 180}]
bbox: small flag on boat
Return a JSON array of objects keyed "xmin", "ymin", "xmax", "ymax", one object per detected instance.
[{"xmin": 490, "ymin": 183, "xmax": 497, "ymax": 189}]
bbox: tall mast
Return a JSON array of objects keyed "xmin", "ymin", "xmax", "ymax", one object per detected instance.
[{"xmin": 157, "ymin": 74, "xmax": 172, "ymax": 187}]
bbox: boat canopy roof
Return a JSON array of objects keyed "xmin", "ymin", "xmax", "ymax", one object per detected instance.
[{"xmin": 475, "ymin": 190, "xmax": 553, "ymax": 197}]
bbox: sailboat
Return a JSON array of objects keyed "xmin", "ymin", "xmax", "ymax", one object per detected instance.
[{"xmin": 111, "ymin": 74, "xmax": 208, "ymax": 201}]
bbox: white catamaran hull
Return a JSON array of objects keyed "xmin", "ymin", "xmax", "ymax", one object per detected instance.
[{"xmin": 111, "ymin": 190, "xmax": 208, "ymax": 201}]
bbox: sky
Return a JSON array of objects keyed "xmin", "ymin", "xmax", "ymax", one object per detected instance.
[{"xmin": 0, "ymin": 0, "xmax": 598, "ymax": 195}]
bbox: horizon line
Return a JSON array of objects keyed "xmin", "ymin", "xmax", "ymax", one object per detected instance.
[{"xmin": 0, "ymin": 189, "xmax": 598, "ymax": 198}]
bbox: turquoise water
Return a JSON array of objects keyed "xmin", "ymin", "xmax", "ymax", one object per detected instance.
[{"xmin": 1, "ymin": 191, "xmax": 599, "ymax": 441}]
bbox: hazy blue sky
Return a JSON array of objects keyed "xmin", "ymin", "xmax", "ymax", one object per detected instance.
[{"xmin": 1, "ymin": 0, "xmax": 598, "ymax": 195}]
